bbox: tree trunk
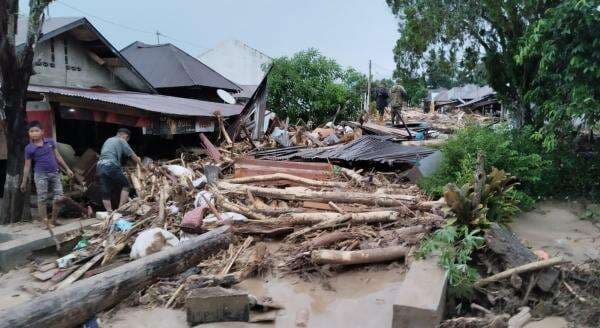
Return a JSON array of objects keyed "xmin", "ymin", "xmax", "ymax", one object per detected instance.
[
  {"xmin": 0, "ymin": 0, "xmax": 51, "ymax": 224},
  {"xmin": 485, "ymin": 223, "xmax": 560, "ymax": 291},
  {"xmin": 311, "ymin": 245, "xmax": 408, "ymax": 265},
  {"xmin": 217, "ymin": 181, "xmax": 416, "ymax": 207},
  {"xmin": 0, "ymin": 226, "xmax": 233, "ymax": 328},
  {"xmin": 0, "ymin": 101, "xmax": 29, "ymax": 224}
]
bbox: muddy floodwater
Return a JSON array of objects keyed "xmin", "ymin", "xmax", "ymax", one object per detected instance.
[{"xmin": 106, "ymin": 266, "xmax": 406, "ymax": 328}]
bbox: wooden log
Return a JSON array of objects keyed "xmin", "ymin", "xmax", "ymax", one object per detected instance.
[
  {"xmin": 220, "ymin": 201, "xmax": 269, "ymax": 221},
  {"xmin": 217, "ymin": 181, "xmax": 416, "ymax": 206},
  {"xmin": 305, "ymin": 231, "xmax": 353, "ymax": 249},
  {"xmin": 0, "ymin": 226, "xmax": 232, "ymax": 328},
  {"xmin": 474, "ymin": 257, "xmax": 567, "ymax": 288},
  {"xmin": 485, "ymin": 223, "xmax": 560, "ymax": 291},
  {"xmin": 225, "ymin": 173, "xmax": 346, "ymax": 188},
  {"xmin": 286, "ymin": 215, "xmax": 352, "ymax": 241},
  {"xmin": 284, "ymin": 211, "xmax": 399, "ymax": 225},
  {"xmin": 311, "ymin": 245, "xmax": 408, "ymax": 265}
]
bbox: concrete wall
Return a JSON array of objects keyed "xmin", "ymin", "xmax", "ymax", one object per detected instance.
[
  {"xmin": 198, "ymin": 40, "xmax": 272, "ymax": 86},
  {"xmin": 31, "ymin": 35, "xmax": 127, "ymax": 90}
]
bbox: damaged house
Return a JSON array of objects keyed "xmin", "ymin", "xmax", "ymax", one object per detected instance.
[
  {"xmin": 10, "ymin": 16, "xmax": 250, "ymax": 156},
  {"xmin": 424, "ymin": 84, "xmax": 501, "ymax": 115}
]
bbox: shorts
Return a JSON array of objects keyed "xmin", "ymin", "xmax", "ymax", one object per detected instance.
[
  {"xmin": 34, "ymin": 171, "xmax": 64, "ymax": 203},
  {"xmin": 97, "ymin": 162, "xmax": 130, "ymax": 200}
]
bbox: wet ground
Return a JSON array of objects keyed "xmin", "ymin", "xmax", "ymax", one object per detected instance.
[
  {"xmin": 105, "ymin": 266, "xmax": 406, "ymax": 328},
  {"xmin": 510, "ymin": 200, "xmax": 600, "ymax": 263},
  {"xmin": 0, "ymin": 201, "xmax": 595, "ymax": 327}
]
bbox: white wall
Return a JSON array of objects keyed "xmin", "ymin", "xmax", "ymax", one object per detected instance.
[
  {"xmin": 31, "ymin": 35, "xmax": 127, "ymax": 90},
  {"xmin": 198, "ymin": 40, "xmax": 272, "ymax": 86}
]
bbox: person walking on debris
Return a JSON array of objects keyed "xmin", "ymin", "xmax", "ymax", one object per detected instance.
[
  {"xmin": 389, "ymin": 80, "xmax": 407, "ymax": 125},
  {"xmin": 20, "ymin": 121, "xmax": 92, "ymax": 227},
  {"xmin": 97, "ymin": 128, "xmax": 143, "ymax": 212},
  {"xmin": 374, "ymin": 83, "xmax": 389, "ymax": 122}
]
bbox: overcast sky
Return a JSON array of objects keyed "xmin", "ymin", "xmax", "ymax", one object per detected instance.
[{"xmin": 21, "ymin": 0, "xmax": 399, "ymax": 79}]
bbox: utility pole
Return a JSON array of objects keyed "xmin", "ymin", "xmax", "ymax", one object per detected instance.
[
  {"xmin": 366, "ymin": 59, "xmax": 372, "ymax": 112},
  {"xmin": 156, "ymin": 31, "xmax": 161, "ymax": 44}
]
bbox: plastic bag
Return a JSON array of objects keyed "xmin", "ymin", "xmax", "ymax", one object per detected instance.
[
  {"xmin": 130, "ymin": 228, "xmax": 180, "ymax": 260},
  {"xmin": 165, "ymin": 165, "xmax": 194, "ymax": 179},
  {"xmin": 203, "ymin": 212, "xmax": 248, "ymax": 224},
  {"xmin": 194, "ymin": 190, "xmax": 214, "ymax": 208}
]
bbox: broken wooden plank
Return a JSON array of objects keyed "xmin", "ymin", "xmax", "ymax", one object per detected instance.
[
  {"xmin": 200, "ymin": 133, "xmax": 222, "ymax": 162},
  {"xmin": 55, "ymin": 253, "xmax": 104, "ymax": 290}
]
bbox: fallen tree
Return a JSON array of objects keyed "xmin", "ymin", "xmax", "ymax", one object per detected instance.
[
  {"xmin": 217, "ymin": 181, "xmax": 416, "ymax": 207},
  {"xmin": 0, "ymin": 226, "xmax": 232, "ymax": 328},
  {"xmin": 225, "ymin": 173, "xmax": 346, "ymax": 188},
  {"xmin": 284, "ymin": 211, "xmax": 400, "ymax": 225},
  {"xmin": 311, "ymin": 245, "xmax": 409, "ymax": 265}
]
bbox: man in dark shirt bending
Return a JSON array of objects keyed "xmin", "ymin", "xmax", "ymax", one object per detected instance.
[{"xmin": 97, "ymin": 128, "xmax": 143, "ymax": 211}]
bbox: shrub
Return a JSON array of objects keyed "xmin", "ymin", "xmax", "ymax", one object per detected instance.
[{"xmin": 419, "ymin": 124, "xmax": 552, "ymax": 207}]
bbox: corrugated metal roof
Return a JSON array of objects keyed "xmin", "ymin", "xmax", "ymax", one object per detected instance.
[
  {"xmin": 29, "ymin": 85, "xmax": 243, "ymax": 117},
  {"xmin": 434, "ymin": 84, "xmax": 495, "ymax": 102},
  {"xmin": 121, "ymin": 42, "xmax": 241, "ymax": 91},
  {"xmin": 253, "ymin": 136, "xmax": 435, "ymax": 165}
]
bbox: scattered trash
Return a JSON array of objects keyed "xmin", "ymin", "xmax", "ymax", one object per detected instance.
[
  {"xmin": 165, "ymin": 164, "xmax": 194, "ymax": 179},
  {"xmin": 73, "ymin": 238, "xmax": 89, "ymax": 250},
  {"xmin": 114, "ymin": 218, "xmax": 134, "ymax": 232},
  {"xmin": 130, "ymin": 228, "xmax": 180, "ymax": 260},
  {"xmin": 194, "ymin": 190, "xmax": 214, "ymax": 208},
  {"xmin": 203, "ymin": 212, "xmax": 248, "ymax": 224}
]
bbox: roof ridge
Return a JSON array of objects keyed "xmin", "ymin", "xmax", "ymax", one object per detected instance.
[
  {"xmin": 169, "ymin": 44, "xmax": 241, "ymax": 91},
  {"xmin": 168, "ymin": 44, "xmax": 197, "ymax": 86}
]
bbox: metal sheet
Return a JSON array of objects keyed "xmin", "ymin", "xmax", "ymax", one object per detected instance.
[
  {"xmin": 29, "ymin": 85, "xmax": 243, "ymax": 117},
  {"xmin": 252, "ymin": 136, "xmax": 435, "ymax": 166}
]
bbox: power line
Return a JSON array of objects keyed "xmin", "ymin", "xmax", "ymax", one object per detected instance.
[{"xmin": 54, "ymin": 0, "xmax": 209, "ymax": 50}]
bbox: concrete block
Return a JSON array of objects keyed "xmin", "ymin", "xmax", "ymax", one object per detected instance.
[
  {"xmin": 186, "ymin": 286, "xmax": 249, "ymax": 325},
  {"xmin": 392, "ymin": 256, "xmax": 447, "ymax": 328},
  {"xmin": 0, "ymin": 219, "xmax": 98, "ymax": 272}
]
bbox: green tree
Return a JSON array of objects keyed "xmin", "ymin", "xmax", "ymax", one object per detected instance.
[
  {"xmin": 266, "ymin": 49, "xmax": 367, "ymax": 125},
  {"xmin": 517, "ymin": 0, "xmax": 600, "ymax": 150},
  {"xmin": 386, "ymin": 0, "xmax": 561, "ymax": 126}
]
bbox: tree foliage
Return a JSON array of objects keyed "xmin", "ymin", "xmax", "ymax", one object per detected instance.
[
  {"xmin": 266, "ymin": 49, "xmax": 367, "ymax": 125},
  {"xmin": 386, "ymin": 0, "xmax": 561, "ymax": 125},
  {"xmin": 517, "ymin": 0, "xmax": 600, "ymax": 150}
]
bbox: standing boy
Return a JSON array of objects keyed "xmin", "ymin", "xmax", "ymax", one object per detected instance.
[
  {"xmin": 97, "ymin": 128, "xmax": 143, "ymax": 211},
  {"xmin": 20, "ymin": 121, "xmax": 90, "ymax": 227}
]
